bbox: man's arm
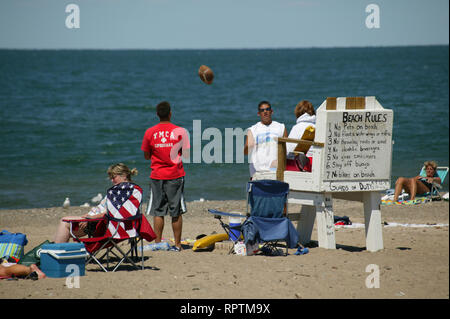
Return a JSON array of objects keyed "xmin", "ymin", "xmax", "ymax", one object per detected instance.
[
  {"xmin": 182, "ymin": 128, "xmax": 190, "ymax": 161},
  {"xmin": 141, "ymin": 131, "xmax": 152, "ymax": 160},
  {"xmin": 244, "ymin": 130, "xmax": 254, "ymax": 155},
  {"xmin": 182, "ymin": 148, "xmax": 190, "ymax": 161}
]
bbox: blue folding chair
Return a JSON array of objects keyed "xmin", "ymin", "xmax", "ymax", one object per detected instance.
[
  {"xmin": 208, "ymin": 179, "xmax": 299, "ymax": 256},
  {"xmin": 419, "ymin": 166, "xmax": 449, "ymax": 201}
]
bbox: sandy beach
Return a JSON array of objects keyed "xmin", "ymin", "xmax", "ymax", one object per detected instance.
[{"xmin": 0, "ymin": 198, "xmax": 448, "ymax": 300}]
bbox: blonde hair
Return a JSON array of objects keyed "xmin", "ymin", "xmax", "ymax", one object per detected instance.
[
  {"xmin": 107, "ymin": 163, "xmax": 138, "ymax": 181},
  {"xmin": 294, "ymin": 100, "xmax": 315, "ymax": 118},
  {"xmin": 424, "ymin": 160, "xmax": 437, "ymax": 171}
]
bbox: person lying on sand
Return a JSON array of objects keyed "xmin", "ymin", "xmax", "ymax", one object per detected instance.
[{"xmin": 0, "ymin": 261, "xmax": 46, "ymax": 280}]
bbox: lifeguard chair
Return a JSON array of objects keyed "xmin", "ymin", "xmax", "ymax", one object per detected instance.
[{"xmin": 274, "ymin": 96, "xmax": 394, "ymax": 252}]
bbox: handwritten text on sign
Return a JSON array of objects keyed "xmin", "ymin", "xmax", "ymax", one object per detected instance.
[{"xmin": 324, "ymin": 111, "xmax": 393, "ymax": 181}]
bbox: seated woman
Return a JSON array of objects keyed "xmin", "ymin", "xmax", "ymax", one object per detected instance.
[
  {"xmin": 0, "ymin": 262, "xmax": 46, "ymax": 280},
  {"xmin": 393, "ymin": 161, "xmax": 441, "ymax": 202},
  {"xmin": 286, "ymin": 100, "xmax": 316, "ymax": 172},
  {"xmin": 53, "ymin": 163, "xmax": 138, "ymax": 243}
]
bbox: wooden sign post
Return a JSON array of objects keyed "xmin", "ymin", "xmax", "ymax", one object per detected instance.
[{"xmin": 275, "ymin": 96, "xmax": 393, "ymax": 252}]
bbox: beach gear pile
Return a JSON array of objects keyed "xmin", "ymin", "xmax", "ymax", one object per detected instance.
[
  {"xmin": 334, "ymin": 215, "xmax": 352, "ymax": 226},
  {"xmin": 380, "ymin": 189, "xmax": 438, "ymax": 205},
  {"xmin": 381, "ymin": 197, "xmax": 430, "ymax": 206},
  {"xmin": 0, "ymin": 230, "xmax": 28, "ymax": 263}
]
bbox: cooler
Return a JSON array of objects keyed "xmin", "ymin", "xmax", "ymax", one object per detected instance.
[
  {"xmin": 40, "ymin": 243, "xmax": 88, "ymax": 278},
  {"xmin": 229, "ymin": 214, "xmax": 244, "ymax": 241}
]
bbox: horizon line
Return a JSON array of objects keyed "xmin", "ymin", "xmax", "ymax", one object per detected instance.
[{"xmin": 0, "ymin": 43, "xmax": 448, "ymax": 51}]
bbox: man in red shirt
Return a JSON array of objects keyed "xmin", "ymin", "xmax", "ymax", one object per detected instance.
[{"xmin": 141, "ymin": 101, "xmax": 190, "ymax": 251}]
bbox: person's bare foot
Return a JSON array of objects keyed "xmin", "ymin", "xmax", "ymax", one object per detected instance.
[{"xmin": 30, "ymin": 264, "xmax": 46, "ymax": 279}]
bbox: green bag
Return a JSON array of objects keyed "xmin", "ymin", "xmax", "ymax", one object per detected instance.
[{"xmin": 18, "ymin": 240, "xmax": 52, "ymax": 266}]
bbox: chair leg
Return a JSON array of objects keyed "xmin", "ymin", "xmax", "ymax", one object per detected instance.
[
  {"xmin": 85, "ymin": 240, "xmax": 116, "ymax": 272},
  {"xmin": 83, "ymin": 237, "xmax": 146, "ymax": 272},
  {"xmin": 140, "ymin": 238, "xmax": 144, "ymax": 270},
  {"xmin": 129, "ymin": 238, "xmax": 137, "ymax": 261},
  {"xmin": 106, "ymin": 247, "xmax": 110, "ymax": 271},
  {"xmin": 130, "ymin": 237, "xmax": 144, "ymax": 269},
  {"xmin": 216, "ymin": 218, "xmax": 246, "ymax": 255},
  {"xmin": 132, "ymin": 238, "xmax": 145, "ymax": 270},
  {"xmin": 111, "ymin": 243, "xmax": 133, "ymax": 272},
  {"xmin": 109, "ymin": 239, "xmax": 146, "ymax": 272},
  {"xmin": 86, "ymin": 251, "xmax": 109, "ymax": 272}
]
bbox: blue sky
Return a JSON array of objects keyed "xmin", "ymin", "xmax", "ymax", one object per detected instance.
[{"xmin": 0, "ymin": 0, "xmax": 448, "ymax": 49}]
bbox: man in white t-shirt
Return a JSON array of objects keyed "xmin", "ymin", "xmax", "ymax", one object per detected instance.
[{"xmin": 244, "ymin": 101, "xmax": 287, "ymax": 178}]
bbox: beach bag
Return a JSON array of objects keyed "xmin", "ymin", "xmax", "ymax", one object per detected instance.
[
  {"xmin": 18, "ymin": 240, "xmax": 52, "ymax": 267},
  {"xmin": 0, "ymin": 230, "xmax": 28, "ymax": 262},
  {"xmin": 334, "ymin": 215, "xmax": 352, "ymax": 226}
]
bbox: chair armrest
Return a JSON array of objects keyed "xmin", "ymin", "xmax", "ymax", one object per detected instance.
[
  {"xmin": 62, "ymin": 218, "xmax": 105, "ymax": 223},
  {"xmin": 431, "ymin": 182, "xmax": 442, "ymax": 189},
  {"xmin": 63, "ymin": 217, "xmax": 106, "ymax": 240},
  {"xmin": 106, "ymin": 213, "xmax": 142, "ymax": 223},
  {"xmin": 208, "ymin": 209, "xmax": 246, "ymax": 218}
]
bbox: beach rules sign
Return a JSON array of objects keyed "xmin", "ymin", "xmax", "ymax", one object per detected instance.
[
  {"xmin": 274, "ymin": 96, "xmax": 391, "ymax": 252},
  {"xmin": 319, "ymin": 97, "xmax": 393, "ymax": 192},
  {"xmin": 324, "ymin": 111, "xmax": 393, "ymax": 180},
  {"xmin": 281, "ymin": 96, "xmax": 394, "ymax": 193}
]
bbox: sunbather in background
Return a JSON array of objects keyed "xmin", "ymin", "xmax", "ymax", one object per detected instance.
[
  {"xmin": 0, "ymin": 261, "xmax": 46, "ymax": 280},
  {"xmin": 393, "ymin": 160, "xmax": 441, "ymax": 201},
  {"xmin": 286, "ymin": 100, "xmax": 316, "ymax": 172},
  {"xmin": 53, "ymin": 163, "xmax": 138, "ymax": 243}
]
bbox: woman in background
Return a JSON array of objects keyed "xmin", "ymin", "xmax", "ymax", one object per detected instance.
[
  {"xmin": 286, "ymin": 100, "xmax": 316, "ymax": 172},
  {"xmin": 393, "ymin": 160, "xmax": 441, "ymax": 201}
]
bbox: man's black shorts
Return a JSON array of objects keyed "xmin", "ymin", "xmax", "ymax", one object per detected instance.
[{"xmin": 149, "ymin": 177, "xmax": 186, "ymax": 217}]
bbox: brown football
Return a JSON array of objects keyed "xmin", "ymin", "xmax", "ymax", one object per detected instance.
[{"xmin": 198, "ymin": 65, "xmax": 214, "ymax": 84}]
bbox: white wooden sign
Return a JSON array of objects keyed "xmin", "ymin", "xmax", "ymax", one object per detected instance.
[
  {"xmin": 277, "ymin": 97, "xmax": 391, "ymax": 251},
  {"xmin": 283, "ymin": 97, "xmax": 394, "ymax": 193},
  {"xmin": 322, "ymin": 110, "xmax": 393, "ymax": 185}
]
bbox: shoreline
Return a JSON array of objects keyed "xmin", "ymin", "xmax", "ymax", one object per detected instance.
[
  {"xmin": 1, "ymin": 187, "xmax": 448, "ymax": 212},
  {"xmin": 0, "ymin": 199, "xmax": 448, "ymax": 299}
]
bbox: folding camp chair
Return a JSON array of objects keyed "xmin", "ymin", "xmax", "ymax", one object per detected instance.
[
  {"xmin": 64, "ymin": 182, "xmax": 156, "ymax": 272},
  {"xmin": 209, "ymin": 179, "xmax": 299, "ymax": 256},
  {"xmin": 419, "ymin": 166, "xmax": 449, "ymax": 201}
]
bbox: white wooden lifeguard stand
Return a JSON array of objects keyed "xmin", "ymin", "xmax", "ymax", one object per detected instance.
[{"xmin": 275, "ymin": 96, "xmax": 394, "ymax": 252}]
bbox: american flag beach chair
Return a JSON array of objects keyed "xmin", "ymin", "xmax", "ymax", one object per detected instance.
[{"xmin": 64, "ymin": 182, "xmax": 156, "ymax": 272}]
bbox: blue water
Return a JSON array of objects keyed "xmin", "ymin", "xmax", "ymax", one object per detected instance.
[{"xmin": 0, "ymin": 46, "xmax": 448, "ymax": 209}]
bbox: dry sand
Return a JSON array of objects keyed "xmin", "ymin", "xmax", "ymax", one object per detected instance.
[{"xmin": 0, "ymin": 198, "xmax": 448, "ymax": 300}]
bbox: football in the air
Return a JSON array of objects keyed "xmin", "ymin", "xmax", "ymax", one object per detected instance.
[{"xmin": 198, "ymin": 65, "xmax": 214, "ymax": 84}]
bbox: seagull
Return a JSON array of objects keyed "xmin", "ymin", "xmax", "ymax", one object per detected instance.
[
  {"xmin": 80, "ymin": 202, "xmax": 90, "ymax": 207},
  {"xmin": 63, "ymin": 197, "xmax": 70, "ymax": 208},
  {"xmin": 91, "ymin": 193, "xmax": 103, "ymax": 204}
]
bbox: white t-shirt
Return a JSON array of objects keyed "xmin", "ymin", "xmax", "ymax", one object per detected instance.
[
  {"xmin": 248, "ymin": 121, "xmax": 285, "ymax": 177},
  {"xmin": 286, "ymin": 113, "xmax": 316, "ymax": 158}
]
